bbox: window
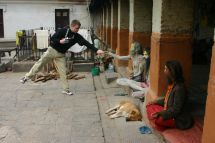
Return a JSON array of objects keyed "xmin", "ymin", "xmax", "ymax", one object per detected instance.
[{"xmin": 0, "ymin": 9, "xmax": 4, "ymax": 38}]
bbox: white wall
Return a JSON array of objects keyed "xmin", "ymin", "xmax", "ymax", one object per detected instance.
[{"xmin": 0, "ymin": 2, "xmax": 91, "ymax": 40}]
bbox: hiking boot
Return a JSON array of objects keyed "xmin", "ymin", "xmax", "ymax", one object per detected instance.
[
  {"xmin": 62, "ymin": 90, "xmax": 73, "ymax": 96},
  {"xmin": 20, "ymin": 77, "xmax": 28, "ymax": 84}
]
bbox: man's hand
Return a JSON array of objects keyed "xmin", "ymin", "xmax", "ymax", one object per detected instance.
[
  {"xmin": 129, "ymin": 72, "xmax": 134, "ymax": 79},
  {"xmin": 96, "ymin": 49, "xmax": 104, "ymax": 55},
  {"xmin": 60, "ymin": 38, "xmax": 66, "ymax": 44},
  {"xmin": 108, "ymin": 52, "xmax": 115, "ymax": 57},
  {"xmin": 151, "ymin": 112, "xmax": 159, "ymax": 119}
]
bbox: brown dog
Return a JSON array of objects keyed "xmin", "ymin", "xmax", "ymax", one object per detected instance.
[{"xmin": 105, "ymin": 101, "xmax": 142, "ymax": 121}]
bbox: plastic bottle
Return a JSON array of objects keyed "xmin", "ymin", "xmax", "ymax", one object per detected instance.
[{"xmin": 108, "ymin": 63, "xmax": 114, "ymax": 72}]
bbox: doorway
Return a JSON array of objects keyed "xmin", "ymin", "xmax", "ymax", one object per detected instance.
[
  {"xmin": 55, "ymin": 9, "xmax": 70, "ymax": 31},
  {"xmin": 0, "ymin": 9, "xmax": 4, "ymax": 38},
  {"xmin": 189, "ymin": 0, "xmax": 215, "ymax": 122}
]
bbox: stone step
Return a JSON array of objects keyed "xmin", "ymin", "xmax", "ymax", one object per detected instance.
[
  {"xmin": 0, "ymin": 63, "xmax": 6, "ymax": 73},
  {"xmin": 104, "ymin": 71, "xmax": 120, "ymax": 84},
  {"xmin": 12, "ymin": 61, "xmax": 94, "ymax": 72},
  {"xmin": 72, "ymin": 62, "xmax": 94, "ymax": 72},
  {"xmin": 0, "ymin": 58, "xmax": 14, "ymax": 73},
  {"xmin": 12, "ymin": 61, "xmax": 35, "ymax": 72},
  {"xmin": 0, "ymin": 40, "xmax": 16, "ymax": 48}
]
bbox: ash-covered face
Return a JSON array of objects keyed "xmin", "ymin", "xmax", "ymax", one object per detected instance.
[{"xmin": 129, "ymin": 42, "xmax": 143, "ymax": 57}]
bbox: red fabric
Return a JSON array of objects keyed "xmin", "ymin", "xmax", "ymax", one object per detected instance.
[
  {"xmin": 146, "ymin": 104, "xmax": 175, "ymax": 131},
  {"xmin": 155, "ymin": 116, "xmax": 175, "ymax": 128},
  {"xmin": 146, "ymin": 104, "xmax": 163, "ymax": 119}
]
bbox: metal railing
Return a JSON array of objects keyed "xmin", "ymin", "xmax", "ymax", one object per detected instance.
[
  {"xmin": 69, "ymin": 48, "xmax": 95, "ymax": 63},
  {"xmin": 17, "ymin": 35, "xmax": 47, "ymax": 61}
]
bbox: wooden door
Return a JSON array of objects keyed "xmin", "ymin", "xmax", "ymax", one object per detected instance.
[
  {"xmin": 55, "ymin": 9, "xmax": 70, "ymax": 31},
  {"xmin": 0, "ymin": 9, "xmax": 4, "ymax": 38}
]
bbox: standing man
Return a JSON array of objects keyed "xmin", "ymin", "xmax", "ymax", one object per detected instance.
[{"xmin": 20, "ymin": 20, "xmax": 104, "ymax": 95}]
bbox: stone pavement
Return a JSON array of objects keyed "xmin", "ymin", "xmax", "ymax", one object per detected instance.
[{"xmin": 0, "ymin": 72, "xmax": 163, "ymax": 143}]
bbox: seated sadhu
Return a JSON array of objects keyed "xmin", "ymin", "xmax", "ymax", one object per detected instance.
[
  {"xmin": 146, "ymin": 60, "xmax": 194, "ymax": 130},
  {"xmin": 108, "ymin": 41, "xmax": 146, "ymax": 82}
]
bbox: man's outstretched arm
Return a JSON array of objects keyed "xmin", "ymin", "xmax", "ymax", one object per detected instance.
[{"xmin": 77, "ymin": 34, "xmax": 104, "ymax": 55}]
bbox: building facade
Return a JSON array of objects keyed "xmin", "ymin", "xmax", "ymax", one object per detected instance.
[{"xmin": 0, "ymin": 0, "xmax": 91, "ymax": 40}]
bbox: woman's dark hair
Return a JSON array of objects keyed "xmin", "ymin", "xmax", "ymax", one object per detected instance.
[
  {"xmin": 144, "ymin": 47, "xmax": 150, "ymax": 75},
  {"xmin": 165, "ymin": 60, "xmax": 184, "ymax": 83}
]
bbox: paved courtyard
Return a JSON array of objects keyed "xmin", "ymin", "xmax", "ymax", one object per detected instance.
[{"xmin": 0, "ymin": 72, "xmax": 163, "ymax": 143}]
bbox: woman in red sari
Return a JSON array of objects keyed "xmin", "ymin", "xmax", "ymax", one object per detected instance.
[{"xmin": 146, "ymin": 60, "xmax": 194, "ymax": 130}]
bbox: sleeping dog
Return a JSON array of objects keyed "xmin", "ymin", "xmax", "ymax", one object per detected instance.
[{"xmin": 105, "ymin": 100, "xmax": 142, "ymax": 121}]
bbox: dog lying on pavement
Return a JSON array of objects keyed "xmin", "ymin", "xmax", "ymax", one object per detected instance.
[{"xmin": 105, "ymin": 100, "xmax": 142, "ymax": 121}]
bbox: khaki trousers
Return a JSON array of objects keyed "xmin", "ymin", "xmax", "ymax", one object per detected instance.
[{"xmin": 25, "ymin": 47, "xmax": 69, "ymax": 90}]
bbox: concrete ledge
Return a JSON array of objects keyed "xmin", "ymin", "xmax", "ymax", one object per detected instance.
[
  {"xmin": 12, "ymin": 61, "xmax": 35, "ymax": 72},
  {"xmin": 0, "ymin": 63, "xmax": 6, "ymax": 73},
  {"xmin": 104, "ymin": 71, "xmax": 119, "ymax": 84},
  {"xmin": 72, "ymin": 62, "xmax": 94, "ymax": 72},
  {"xmin": 13, "ymin": 61, "xmax": 95, "ymax": 72},
  {"xmin": 0, "ymin": 58, "xmax": 14, "ymax": 72},
  {"xmin": 0, "ymin": 40, "xmax": 16, "ymax": 48},
  {"xmin": 115, "ymin": 66, "xmax": 130, "ymax": 78}
]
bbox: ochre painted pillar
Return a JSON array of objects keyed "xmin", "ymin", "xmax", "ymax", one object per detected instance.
[
  {"xmin": 116, "ymin": 29, "xmax": 129, "ymax": 67},
  {"xmin": 202, "ymin": 32, "xmax": 215, "ymax": 143},
  {"xmin": 99, "ymin": 12, "xmax": 103, "ymax": 38},
  {"xmin": 102, "ymin": 7, "xmax": 106, "ymax": 42},
  {"xmin": 128, "ymin": 32, "xmax": 151, "ymax": 49},
  {"xmin": 105, "ymin": 4, "xmax": 111, "ymax": 46},
  {"xmin": 111, "ymin": 28, "xmax": 118, "ymax": 51},
  {"xmin": 128, "ymin": 0, "xmax": 152, "ymax": 71},
  {"xmin": 98, "ymin": 25, "xmax": 102, "ymax": 38},
  {"xmin": 147, "ymin": 0, "xmax": 194, "ymax": 101},
  {"xmin": 97, "ymin": 21, "xmax": 103, "ymax": 38},
  {"xmin": 106, "ymin": 27, "xmax": 111, "ymax": 46},
  {"xmin": 128, "ymin": 0, "xmax": 152, "ymax": 48},
  {"xmin": 115, "ymin": 0, "xmax": 129, "ymax": 67},
  {"xmin": 149, "ymin": 33, "xmax": 193, "ymax": 101},
  {"xmin": 110, "ymin": 0, "xmax": 118, "ymax": 51},
  {"xmin": 92, "ymin": 12, "xmax": 103, "ymax": 38}
]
